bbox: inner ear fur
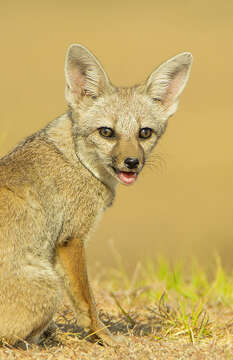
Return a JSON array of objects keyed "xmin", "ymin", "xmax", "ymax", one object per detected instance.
[
  {"xmin": 65, "ymin": 44, "xmax": 110, "ymax": 105},
  {"xmin": 146, "ymin": 52, "xmax": 193, "ymax": 112}
]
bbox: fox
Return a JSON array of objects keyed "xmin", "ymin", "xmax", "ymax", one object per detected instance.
[{"xmin": 0, "ymin": 44, "xmax": 192, "ymax": 347}]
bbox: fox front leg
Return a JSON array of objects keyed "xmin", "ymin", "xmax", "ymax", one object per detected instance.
[{"xmin": 56, "ymin": 237, "xmax": 117, "ymax": 346}]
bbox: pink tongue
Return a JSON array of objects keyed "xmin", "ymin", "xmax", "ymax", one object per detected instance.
[{"xmin": 118, "ymin": 171, "xmax": 137, "ymax": 185}]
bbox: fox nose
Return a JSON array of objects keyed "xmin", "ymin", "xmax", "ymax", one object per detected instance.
[{"xmin": 124, "ymin": 157, "xmax": 139, "ymax": 169}]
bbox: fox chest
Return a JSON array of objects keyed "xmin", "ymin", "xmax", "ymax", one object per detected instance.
[{"xmin": 58, "ymin": 179, "xmax": 114, "ymax": 243}]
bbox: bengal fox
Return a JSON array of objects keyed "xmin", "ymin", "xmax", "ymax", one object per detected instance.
[{"xmin": 0, "ymin": 44, "xmax": 192, "ymax": 346}]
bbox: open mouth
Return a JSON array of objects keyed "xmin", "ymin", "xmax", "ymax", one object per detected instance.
[{"xmin": 112, "ymin": 167, "xmax": 137, "ymax": 185}]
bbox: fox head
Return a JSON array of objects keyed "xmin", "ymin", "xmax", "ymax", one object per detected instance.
[{"xmin": 65, "ymin": 44, "xmax": 192, "ymax": 188}]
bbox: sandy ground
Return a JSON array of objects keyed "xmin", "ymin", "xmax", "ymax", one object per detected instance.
[{"xmin": 0, "ymin": 285, "xmax": 232, "ymax": 360}]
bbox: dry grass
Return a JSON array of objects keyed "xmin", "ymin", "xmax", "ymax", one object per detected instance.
[{"xmin": 0, "ymin": 257, "xmax": 232, "ymax": 359}]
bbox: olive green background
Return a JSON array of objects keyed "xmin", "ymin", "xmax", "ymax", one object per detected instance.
[{"xmin": 0, "ymin": 1, "xmax": 232, "ymax": 272}]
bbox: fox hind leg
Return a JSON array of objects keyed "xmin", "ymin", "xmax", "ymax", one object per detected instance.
[{"xmin": 0, "ymin": 269, "xmax": 61, "ymax": 346}]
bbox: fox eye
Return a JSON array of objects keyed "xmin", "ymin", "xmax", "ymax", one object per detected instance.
[
  {"xmin": 139, "ymin": 128, "xmax": 153, "ymax": 139},
  {"xmin": 98, "ymin": 127, "xmax": 115, "ymax": 138}
]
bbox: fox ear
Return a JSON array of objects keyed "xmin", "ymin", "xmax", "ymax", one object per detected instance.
[
  {"xmin": 65, "ymin": 44, "xmax": 110, "ymax": 106},
  {"xmin": 146, "ymin": 52, "xmax": 192, "ymax": 116}
]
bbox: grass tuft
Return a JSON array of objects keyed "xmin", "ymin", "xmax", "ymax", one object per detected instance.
[{"xmin": 100, "ymin": 254, "xmax": 233, "ymax": 345}]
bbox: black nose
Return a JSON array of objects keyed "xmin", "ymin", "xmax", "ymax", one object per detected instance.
[{"xmin": 124, "ymin": 157, "xmax": 139, "ymax": 169}]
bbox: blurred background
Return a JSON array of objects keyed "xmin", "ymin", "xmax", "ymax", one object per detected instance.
[{"xmin": 0, "ymin": 1, "xmax": 232, "ymax": 273}]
